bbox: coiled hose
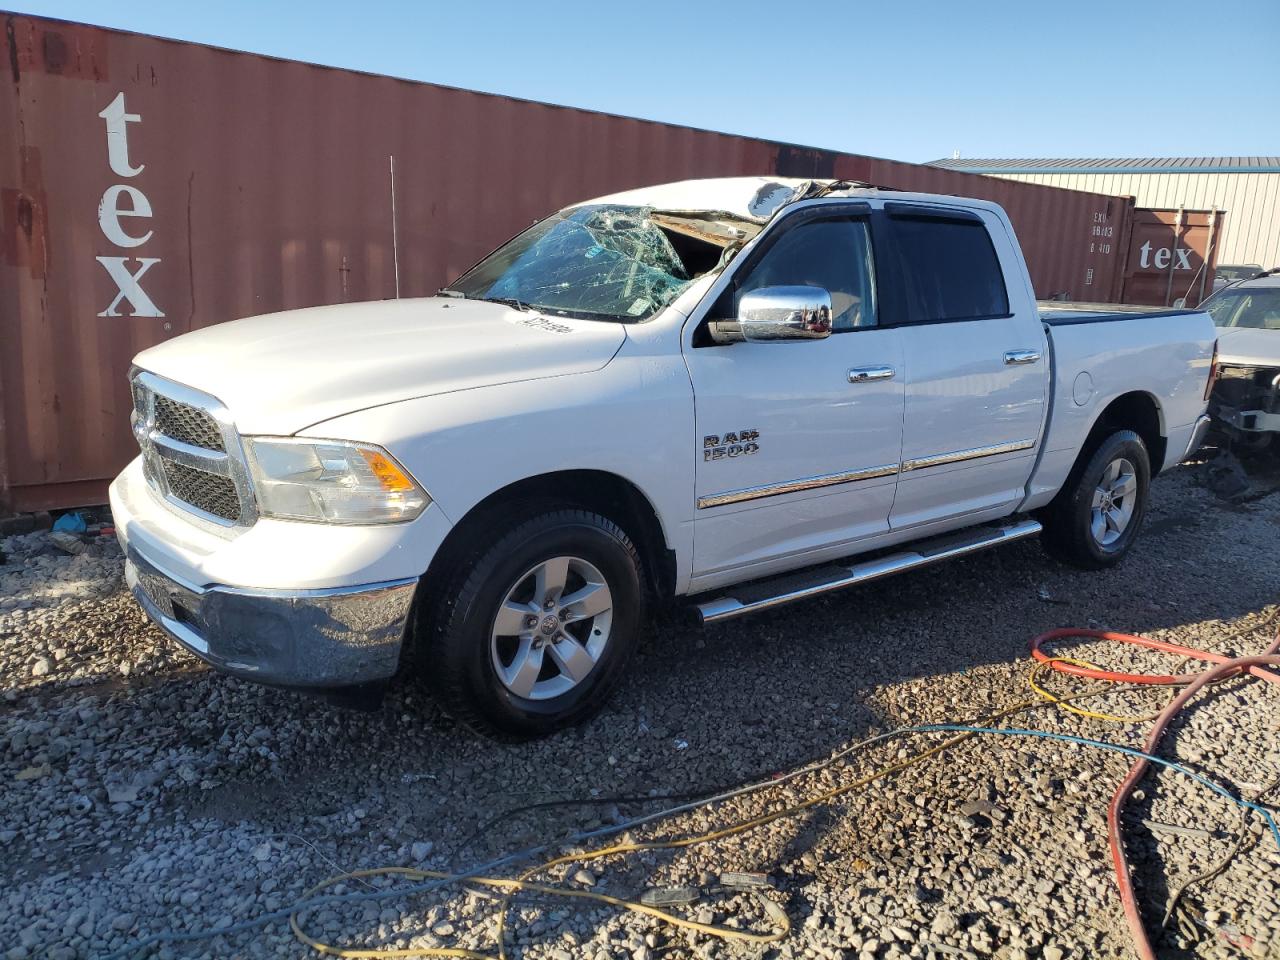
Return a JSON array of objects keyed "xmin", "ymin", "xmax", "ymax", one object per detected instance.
[
  {"xmin": 108, "ymin": 622, "xmax": 1279, "ymax": 959},
  {"xmin": 1031, "ymin": 624, "xmax": 1280, "ymax": 960}
]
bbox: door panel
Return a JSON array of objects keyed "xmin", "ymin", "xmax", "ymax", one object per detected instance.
[
  {"xmin": 687, "ymin": 331, "xmax": 904, "ymax": 577},
  {"xmin": 886, "ymin": 206, "xmax": 1046, "ymax": 529},
  {"xmin": 891, "ymin": 316, "xmax": 1044, "ymax": 528},
  {"xmin": 684, "ymin": 209, "xmax": 905, "ymax": 580}
]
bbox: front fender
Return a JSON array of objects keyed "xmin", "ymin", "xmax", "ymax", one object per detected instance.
[{"xmin": 301, "ymin": 339, "xmax": 696, "ymax": 592}]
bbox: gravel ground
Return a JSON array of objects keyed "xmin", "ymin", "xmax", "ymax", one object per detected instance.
[{"xmin": 1, "ymin": 453, "xmax": 1278, "ymax": 960}]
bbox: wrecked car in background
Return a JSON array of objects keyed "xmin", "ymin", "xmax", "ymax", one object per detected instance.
[
  {"xmin": 1211, "ymin": 263, "xmax": 1264, "ymax": 294},
  {"xmin": 112, "ymin": 177, "xmax": 1217, "ymax": 738},
  {"xmin": 1203, "ymin": 269, "xmax": 1280, "ymax": 452}
]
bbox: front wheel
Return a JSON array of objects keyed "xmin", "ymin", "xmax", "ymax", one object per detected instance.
[
  {"xmin": 1040, "ymin": 430, "xmax": 1151, "ymax": 570},
  {"xmin": 425, "ymin": 509, "xmax": 645, "ymax": 739}
]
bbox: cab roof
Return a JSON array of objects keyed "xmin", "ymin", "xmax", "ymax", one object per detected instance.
[{"xmin": 579, "ymin": 176, "xmax": 1005, "ymax": 224}]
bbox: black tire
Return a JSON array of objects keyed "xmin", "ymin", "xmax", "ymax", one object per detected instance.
[
  {"xmin": 1040, "ymin": 429, "xmax": 1151, "ymax": 570},
  {"xmin": 425, "ymin": 508, "xmax": 645, "ymax": 739}
]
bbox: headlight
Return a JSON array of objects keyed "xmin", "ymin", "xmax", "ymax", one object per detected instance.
[{"xmin": 244, "ymin": 437, "xmax": 430, "ymax": 524}]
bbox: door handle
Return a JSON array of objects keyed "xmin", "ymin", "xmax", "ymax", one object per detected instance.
[
  {"xmin": 1004, "ymin": 350, "xmax": 1042, "ymax": 365},
  {"xmin": 848, "ymin": 365, "xmax": 896, "ymax": 383}
]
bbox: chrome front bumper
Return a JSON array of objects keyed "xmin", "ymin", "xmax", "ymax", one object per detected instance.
[{"xmin": 125, "ymin": 547, "xmax": 417, "ymax": 688}]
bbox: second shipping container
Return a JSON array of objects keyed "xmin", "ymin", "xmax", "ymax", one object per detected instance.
[{"xmin": 2, "ymin": 13, "xmax": 1136, "ymax": 511}]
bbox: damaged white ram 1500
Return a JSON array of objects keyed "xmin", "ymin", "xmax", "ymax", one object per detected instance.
[{"xmin": 111, "ymin": 178, "xmax": 1217, "ymax": 737}]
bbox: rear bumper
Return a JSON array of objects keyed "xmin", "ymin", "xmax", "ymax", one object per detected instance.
[
  {"xmin": 1181, "ymin": 415, "xmax": 1214, "ymax": 460},
  {"xmin": 1213, "ymin": 404, "xmax": 1280, "ymax": 434},
  {"xmin": 124, "ymin": 545, "xmax": 416, "ymax": 687}
]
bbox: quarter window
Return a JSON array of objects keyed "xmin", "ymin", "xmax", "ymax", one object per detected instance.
[
  {"xmin": 893, "ymin": 217, "xmax": 1009, "ymax": 323},
  {"xmin": 737, "ymin": 219, "xmax": 878, "ymax": 332}
]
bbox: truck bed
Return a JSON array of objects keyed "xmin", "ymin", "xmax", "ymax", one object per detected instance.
[
  {"xmin": 1023, "ymin": 303, "xmax": 1216, "ymax": 512},
  {"xmin": 1038, "ymin": 301, "xmax": 1204, "ymax": 326}
]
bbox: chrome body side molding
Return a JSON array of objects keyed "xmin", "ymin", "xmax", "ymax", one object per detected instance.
[
  {"xmin": 697, "ymin": 463, "xmax": 899, "ymax": 509},
  {"xmin": 698, "ymin": 440, "xmax": 1036, "ymax": 510},
  {"xmin": 901, "ymin": 438, "xmax": 1036, "ymax": 472}
]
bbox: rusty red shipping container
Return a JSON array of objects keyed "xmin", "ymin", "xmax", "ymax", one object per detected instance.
[
  {"xmin": 1119, "ymin": 208, "xmax": 1224, "ymax": 308},
  {"xmin": 1, "ymin": 13, "xmax": 1136, "ymax": 512}
]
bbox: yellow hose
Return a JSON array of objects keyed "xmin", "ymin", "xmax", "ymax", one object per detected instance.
[
  {"xmin": 291, "ymin": 684, "xmax": 1156, "ymax": 958},
  {"xmin": 290, "ymin": 866, "xmax": 787, "ymax": 958},
  {"xmin": 293, "ymin": 727, "xmax": 983, "ymax": 959},
  {"xmin": 1029, "ymin": 656, "xmax": 1168, "ymax": 723}
]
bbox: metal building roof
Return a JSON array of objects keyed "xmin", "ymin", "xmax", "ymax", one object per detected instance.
[{"xmin": 929, "ymin": 157, "xmax": 1280, "ymax": 175}]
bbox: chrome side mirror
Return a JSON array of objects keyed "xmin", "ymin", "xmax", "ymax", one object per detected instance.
[{"xmin": 708, "ymin": 285, "xmax": 833, "ymax": 343}]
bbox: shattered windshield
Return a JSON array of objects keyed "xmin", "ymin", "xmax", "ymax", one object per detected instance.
[{"xmin": 449, "ymin": 205, "xmax": 694, "ymax": 321}]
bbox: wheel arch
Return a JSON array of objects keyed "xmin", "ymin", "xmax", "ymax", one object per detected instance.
[
  {"xmin": 422, "ymin": 469, "xmax": 677, "ymax": 608},
  {"xmin": 1040, "ymin": 390, "xmax": 1166, "ymax": 516},
  {"xmin": 1084, "ymin": 390, "xmax": 1167, "ymax": 473}
]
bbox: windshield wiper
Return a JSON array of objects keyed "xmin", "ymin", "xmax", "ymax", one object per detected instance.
[{"xmin": 438, "ymin": 288, "xmax": 467, "ymax": 298}]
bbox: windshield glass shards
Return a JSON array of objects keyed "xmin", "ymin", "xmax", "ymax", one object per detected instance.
[
  {"xmin": 449, "ymin": 205, "xmax": 700, "ymax": 322},
  {"xmin": 1206, "ymin": 288, "xmax": 1280, "ymax": 330}
]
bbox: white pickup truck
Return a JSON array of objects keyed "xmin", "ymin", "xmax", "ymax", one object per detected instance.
[{"xmin": 111, "ymin": 177, "xmax": 1217, "ymax": 737}]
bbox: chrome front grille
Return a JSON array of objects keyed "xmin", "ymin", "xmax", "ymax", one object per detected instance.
[
  {"xmin": 161, "ymin": 460, "xmax": 242, "ymax": 521},
  {"xmin": 131, "ymin": 372, "xmax": 256, "ymax": 529},
  {"xmin": 154, "ymin": 394, "xmax": 225, "ymax": 452}
]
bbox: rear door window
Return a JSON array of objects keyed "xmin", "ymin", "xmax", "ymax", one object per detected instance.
[{"xmin": 891, "ymin": 214, "xmax": 1009, "ymax": 323}]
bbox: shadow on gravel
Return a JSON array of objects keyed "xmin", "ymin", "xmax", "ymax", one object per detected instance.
[
  {"xmin": 156, "ymin": 458, "xmax": 1280, "ymax": 848},
  {"xmin": 3, "ymin": 455, "xmax": 1278, "ymax": 951}
]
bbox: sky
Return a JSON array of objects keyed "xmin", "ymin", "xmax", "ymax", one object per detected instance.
[{"xmin": 12, "ymin": 0, "xmax": 1280, "ymax": 163}]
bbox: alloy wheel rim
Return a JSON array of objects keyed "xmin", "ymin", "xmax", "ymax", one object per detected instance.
[
  {"xmin": 489, "ymin": 556, "xmax": 613, "ymax": 700},
  {"xmin": 1091, "ymin": 457, "xmax": 1137, "ymax": 547}
]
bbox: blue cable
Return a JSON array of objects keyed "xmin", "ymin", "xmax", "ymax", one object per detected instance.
[{"xmin": 105, "ymin": 725, "xmax": 919, "ymax": 958}]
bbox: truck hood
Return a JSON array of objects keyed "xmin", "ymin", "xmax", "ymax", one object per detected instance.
[
  {"xmin": 133, "ymin": 297, "xmax": 626, "ymax": 435},
  {"xmin": 1216, "ymin": 327, "xmax": 1280, "ymax": 368}
]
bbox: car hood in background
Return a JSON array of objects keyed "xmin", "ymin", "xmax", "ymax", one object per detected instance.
[
  {"xmin": 132, "ymin": 297, "xmax": 626, "ymax": 435},
  {"xmin": 1216, "ymin": 327, "xmax": 1280, "ymax": 368}
]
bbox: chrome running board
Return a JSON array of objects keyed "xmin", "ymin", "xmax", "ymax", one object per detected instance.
[{"xmin": 693, "ymin": 518, "xmax": 1043, "ymax": 624}]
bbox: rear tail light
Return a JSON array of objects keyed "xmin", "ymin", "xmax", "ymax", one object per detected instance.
[{"xmin": 1204, "ymin": 339, "xmax": 1219, "ymax": 400}]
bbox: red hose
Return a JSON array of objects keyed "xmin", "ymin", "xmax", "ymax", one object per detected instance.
[
  {"xmin": 1030, "ymin": 626, "xmax": 1280, "ymax": 960},
  {"xmin": 1030, "ymin": 626, "xmax": 1279, "ymax": 685}
]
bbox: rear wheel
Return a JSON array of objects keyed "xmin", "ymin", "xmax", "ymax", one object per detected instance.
[
  {"xmin": 425, "ymin": 508, "xmax": 644, "ymax": 739},
  {"xmin": 1040, "ymin": 430, "xmax": 1150, "ymax": 569}
]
